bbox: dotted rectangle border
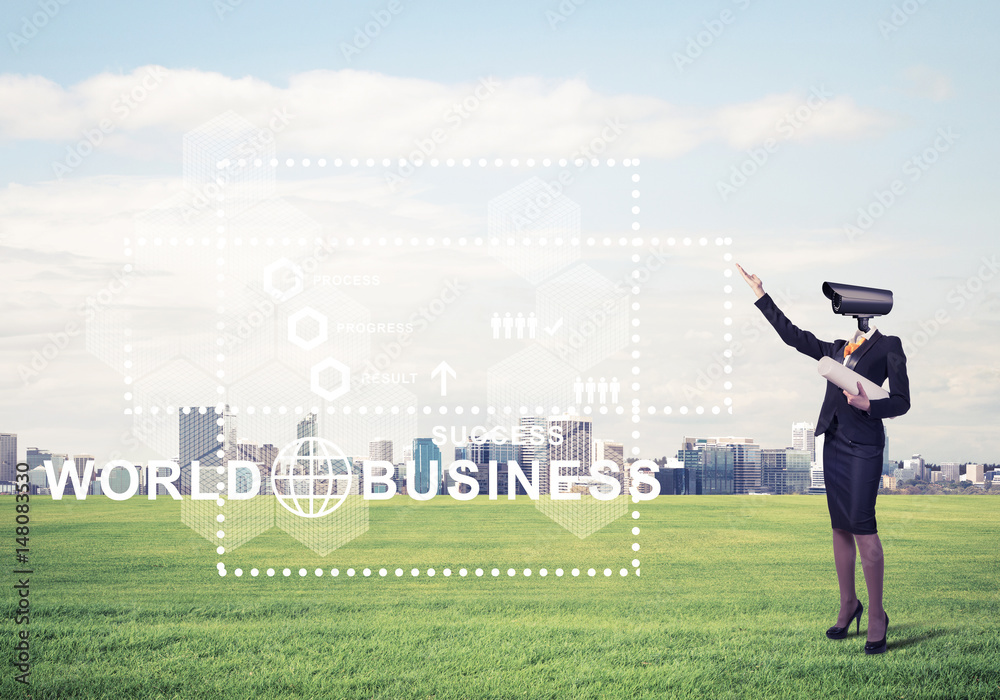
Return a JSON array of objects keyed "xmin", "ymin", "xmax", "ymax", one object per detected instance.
[{"xmin": 122, "ymin": 157, "xmax": 734, "ymax": 581}]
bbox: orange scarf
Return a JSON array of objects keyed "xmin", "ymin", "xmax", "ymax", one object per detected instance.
[{"xmin": 844, "ymin": 337, "xmax": 866, "ymax": 358}]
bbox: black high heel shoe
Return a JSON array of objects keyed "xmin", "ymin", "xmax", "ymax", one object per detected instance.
[
  {"xmin": 826, "ymin": 600, "xmax": 863, "ymax": 639},
  {"xmin": 864, "ymin": 612, "xmax": 889, "ymax": 655}
]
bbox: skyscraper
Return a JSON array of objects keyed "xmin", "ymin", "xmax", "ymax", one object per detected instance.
[
  {"xmin": 714, "ymin": 438, "xmax": 760, "ymax": 494},
  {"xmin": 368, "ymin": 438, "xmax": 393, "ymax": 463},
  {"xmin": 25, "ymin": 447, "xmax": 53, "ymax": 469},
  {"xmin": 939, "ymin": 462, "xmax": 961, "ymax": 482},
  {"xmin": 412, "ymin": 438, "xmax": 441, "ymax": 496},
  {"xmin": 594, "ymin": 439, "xmax": 627, "ymax": 496},
  {"xmin": 677, "ymin": 438, "xmax": 735, "ymax": 495},
  {"xmin": 179, "ymin": 406, "xmax": 234, "ymax": 496},
  {"xmin": 686, "ymin": 436, "xmax": 760, "ymax": 494},
  {"xmin": 902, "ymin": 454, "xmax": 926, "ymax": 481},
  {"xmin": 297, "ymin": 412, "xmax": 317, "ymax": 440},
  {"xmin": 0, "ymin": 433, "xmax": 16, "ymax": 483},
  {"xmin": 519, "ymin": 416, "xmax": 550, "ymax": 495},
  {"xmin": 73, "ymin": 455, "xmax": 97, "ymax": 497},
  {"xmin": 882, "ymin": 426, "xmax": 892, "ymax": 474},
  {"xmin": 454, "ymin": 439, "xmax": 490, "ymax": 494},
  {"xmin": 547, "ymin": 415, "xmax": 592, "ymax": 494},
  {"xmin": 791, "ymin": 422, "xmax": 816, "ymax": 462},
  {"xmin": 809, "ymin": 465, "xmax": 826, "ymax": 493},
  {"xmin": 367, "ymin": 440, "xmax": 393, "ymax": 494},
  {"xmin": 967, "ymin": 463, "xmax": 985, "ymax": 484},
  {"xmin": 761, "ymin": 448, "xmax": 812, "ymax": 494}
]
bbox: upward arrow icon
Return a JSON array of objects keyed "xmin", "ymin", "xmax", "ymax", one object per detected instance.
[{"xmin": 431, "ymin": 361, "xmax": 456, "ymax": 396}]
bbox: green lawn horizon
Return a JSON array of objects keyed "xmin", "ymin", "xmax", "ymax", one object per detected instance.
[{"xmin": 3, "ymin": 495, "xmax": 998, "ymax": 699}]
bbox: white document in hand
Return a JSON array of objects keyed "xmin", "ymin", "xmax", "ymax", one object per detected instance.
[{"xmin": 817, "ymin": 356, "xmax": 890, "ymax": 400}]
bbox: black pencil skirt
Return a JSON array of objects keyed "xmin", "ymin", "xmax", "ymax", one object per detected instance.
[{"xmin": 822, "ymin": 422, "xmax": 883, "ymax": 535}]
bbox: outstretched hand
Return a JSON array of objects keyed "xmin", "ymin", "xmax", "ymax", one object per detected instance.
[
  {"xmin": 735, "ymin": 263, "xmax": 765, "ymax": 299},
  {"xmin": 845, "ymin": 381, "xmax": 871, "ymax": 413}
]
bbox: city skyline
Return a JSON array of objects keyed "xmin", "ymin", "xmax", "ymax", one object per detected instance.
[{"xmin": 8, "ymin": 412, "xmax": 993, "ymax": 498}]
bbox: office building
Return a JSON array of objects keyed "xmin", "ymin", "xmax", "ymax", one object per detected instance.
[
  {"xmin": 594, "ymin": 439, "xmax": 627, "ymax": 496},
  {"xmin": 73, "ymin": 455, "xmax": 96, "ymax": 487},
  {"xmin": 454, "ymin": 440, "xmax": 489, "ymax": 494},
  {"xmin": 519, "ymin": 416, "xmax": 550, "ymax": 495},
  {"xmin": 682, "ymin": 436, "xmax": 760, "ymax": 494},
  {"xmin": 179, "ymin": 405, "xmax": 234, "ymax": 496},
  {"xmin": 967, "ymin": 463, "xmax": 985, "ymax": 484},
  {"xmin": 677, "ymin": 440, "xmax": 734, "ymax": 495},
  {"xmin": 367, "ymin": 440, "xmax": 393, "ymax": 494},
  {"xmin": 761, "ymin": 448, "xmax": 812, "ymax": 494},
  {"xmin": 28, "ymin": 466, "xmax": 48, "ymax": 493},
  {"xmin": 654, "ymin": 459, "xmax": 686, "ymax": 495},
  {"xmin": 412, "ymin": 438, "xmax": 441, "ymax": 496},
  {"xmin": 0, "ymin": 433, "xmax": 16, "ymax": 483},
  {"xmin": 882, "ymin": 426, "xmax": 892, "ymax": 475},
  {"xmin": 882, "ymin": 474, "xmax": 896, "ymax": 490},
  {"xmin": 297, "ymin": 412, "xmax": 317, "ymax": 440},
  {"xmin": 26, "ymin": 447, "xmax": 53, "ymax": 469},
  {"xmin": 548, "ymin": 416, "xmax": 592, "ymax": 494},
  {"xmin": 236, "ymin": 441, "xmax": 260, "ymax": 463},
  {"xmin": 368, "ymin": 439, "xmax": 393, "ymax": 464},
  {"xmin": 791, "ymin": 423, "xmax": 816, "ymax": 462},
  {"xmin": 939, "ymin": 462, "xmax": 961, "ymax": 483},
  {"xmin": 809, "ymin": 465, "xmax": 826, "ymax": 493},
  {"xmin": 893, "ymin": 467, "xmax": 916, "ymax": 483},
  {"xmin": 902, "ymin": 454, "xmax": 926, "ymax": 481}
]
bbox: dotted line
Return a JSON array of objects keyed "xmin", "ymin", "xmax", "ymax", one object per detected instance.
[
  {"xmin": 215, "ymin": 157, "xmax": 643, "ymax": 170},
  {"xmin": 216, "ymin": 564, "xmax": 640, "ymax": 578},
  {"xmin": 127, "ymin": 235, "xmax": 731, "ymax": 248},
  {"xmin": 631, "ymin": 165, "xmax": 642, "ymax": 573},
  {"xmin": 216, "ymin": 184, "xmax": 228, "ymax": 561}
]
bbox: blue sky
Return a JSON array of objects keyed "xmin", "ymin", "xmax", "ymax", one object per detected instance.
[{"xmin": 1, "ymin": 0, "xmax": 998, "ymax": 465}]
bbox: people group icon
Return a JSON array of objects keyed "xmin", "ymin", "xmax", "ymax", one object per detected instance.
[
  {"xmin": 491, "ymin": 311, "xmax": 538, "ymax": 340},
  {"xmin": 573, "ymin": 376, "xmax": 620, "ymax": 405}
]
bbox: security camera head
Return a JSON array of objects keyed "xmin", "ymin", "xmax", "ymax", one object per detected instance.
[{"xmin": 822, "ymin": 281, "xmax": 893, "ymax": 332}]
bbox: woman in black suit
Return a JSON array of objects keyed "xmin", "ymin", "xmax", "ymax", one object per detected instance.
[{"xmin": 736, "ymin": 264, "xmax": 910, "ymax": 654}]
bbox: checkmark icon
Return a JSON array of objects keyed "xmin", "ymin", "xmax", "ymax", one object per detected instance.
[{"xmin": 545, "ymin": 317, "xmax": 564, "ymax": 335}]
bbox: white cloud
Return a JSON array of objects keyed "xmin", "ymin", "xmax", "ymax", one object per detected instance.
[{"xmin": 0, "ymin": 67, "xmax": 893, "ymax": 161}]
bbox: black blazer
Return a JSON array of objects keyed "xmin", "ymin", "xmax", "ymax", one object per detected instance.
[{"xmin": 754, "ymin": 293, "xmax": 910, "ymax": 447}]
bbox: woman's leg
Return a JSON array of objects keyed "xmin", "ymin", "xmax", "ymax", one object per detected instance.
[
  {"xmin": 855, "ymin": 533, "xmax": 886, "ymax": 641},
  {"xmin": 832, "ymin": 527, "xmax": 859, "ymax": 626}
]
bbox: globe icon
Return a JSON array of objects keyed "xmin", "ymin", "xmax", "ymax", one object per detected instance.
[{"xmin": 271, "ymin": 437, "xmax": 353, "ymax": 518}]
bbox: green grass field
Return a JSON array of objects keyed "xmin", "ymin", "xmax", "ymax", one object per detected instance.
[{"xmin": 3, "ymin": 495, "xmax": 999, "ymax": 699}]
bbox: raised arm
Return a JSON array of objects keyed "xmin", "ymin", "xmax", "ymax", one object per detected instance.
[{"xmin": 736, "ymin": 263, "xmax": 837, "ymax": 361}]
